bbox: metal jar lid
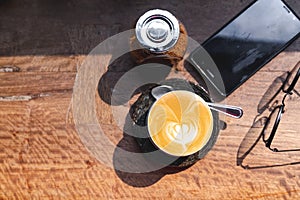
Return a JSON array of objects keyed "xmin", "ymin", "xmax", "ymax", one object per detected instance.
[{"xmin": 135, "ymin": 9, "xmax": 180, "ymax": 53}]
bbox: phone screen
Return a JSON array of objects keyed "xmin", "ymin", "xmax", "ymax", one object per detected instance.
[{"xmin": 190, "ymin": 0, "xmax": 300, "ymax": 97}]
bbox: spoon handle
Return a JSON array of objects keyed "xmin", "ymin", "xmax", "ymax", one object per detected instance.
[{"xmin": 207, "ymin": 103, "xmax": 243, "ymax": 119}]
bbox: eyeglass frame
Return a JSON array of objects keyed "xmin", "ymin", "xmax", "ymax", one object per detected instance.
[{"xmin": 261, "ymin": 63, "xmax": 300, "ymax": 152}]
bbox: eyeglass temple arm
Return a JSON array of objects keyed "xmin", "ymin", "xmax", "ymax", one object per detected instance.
[{"xmin": 287, "ymin": 64, "xmax": 300, "ymax": 93}]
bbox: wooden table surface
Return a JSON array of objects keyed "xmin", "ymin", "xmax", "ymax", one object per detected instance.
[{"xmin": 1, "ymin": 0, "xmax": 300, "ymax": 199}]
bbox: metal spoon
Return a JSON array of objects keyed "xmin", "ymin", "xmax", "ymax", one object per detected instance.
[{"xmin": 151, "ymin": 85, "xmax": 243, "ymax": 119}]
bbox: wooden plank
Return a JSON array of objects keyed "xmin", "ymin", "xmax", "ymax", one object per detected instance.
[
  {"xmin": 0, "ymin": 72, "xmax": 75, "ymax": 96},
  {"xmin": 0, "ymin": 55, "xmax": 80, "ymax": 72}
]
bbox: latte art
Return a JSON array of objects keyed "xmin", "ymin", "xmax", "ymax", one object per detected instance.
[
  {"xmin": 166, "ymin": 122, "xmax": 197, "ymax": 145},
  {"xmin": 148, "ymin": 90, "xmax": 213, "ymax": 156}
]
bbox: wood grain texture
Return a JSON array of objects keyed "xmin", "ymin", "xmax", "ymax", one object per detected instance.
[{"xmin": 1, "ymin": 0, "xmax": 300, "ymax": 199}]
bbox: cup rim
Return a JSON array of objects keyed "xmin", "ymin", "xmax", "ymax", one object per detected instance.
[{"xmin": 147, "ymin": 90, "xmax": 214, "ymax": 157}]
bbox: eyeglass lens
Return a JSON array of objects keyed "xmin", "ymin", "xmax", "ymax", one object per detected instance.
[{"xmin": 262, "ymin": 106, "xmax": 283, "ymax": 149}]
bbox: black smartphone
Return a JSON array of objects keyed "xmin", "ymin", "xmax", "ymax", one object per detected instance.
[{"xmin": 189, "ymin": 0, "xmax": 300, "ymax": 100}]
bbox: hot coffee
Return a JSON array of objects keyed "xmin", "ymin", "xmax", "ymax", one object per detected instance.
[{"xmin": 147, "ymin": 90, "xmax": 213, "ymax": 157}]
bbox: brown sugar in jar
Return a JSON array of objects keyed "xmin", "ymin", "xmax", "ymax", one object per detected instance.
[{"xmin": 130, "ymin": 9, "xmax": 188, "ymax": 66}]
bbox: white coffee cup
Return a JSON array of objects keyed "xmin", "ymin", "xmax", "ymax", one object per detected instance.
[{"xmin": 147, "ymin": 90, "xmax": 214, "ymax": 157}]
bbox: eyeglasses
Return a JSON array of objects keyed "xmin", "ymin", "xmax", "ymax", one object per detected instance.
[{"xmin": 261, "ymin": 61, "xmax": 300, "ymax": 152}]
